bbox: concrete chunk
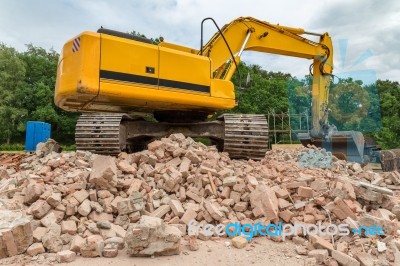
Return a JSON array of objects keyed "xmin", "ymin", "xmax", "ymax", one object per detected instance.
[
  {"xmin": 125, "ymin": 215, "xmax": 181, "ymax": 256},
  {"xmin": 89, "ymin": 155, "xmax": 118, "ymax": 189}
]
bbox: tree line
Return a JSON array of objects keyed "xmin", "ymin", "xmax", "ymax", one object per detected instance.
[
  {"xmin": 0, "ymin": 44, "xmax": 399, "ymax": 149},
  {"xmin": 0, "ymin": 44, "xmax": 78, "ymax": 145}
]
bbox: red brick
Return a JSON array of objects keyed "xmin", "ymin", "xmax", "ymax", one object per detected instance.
[
  {"xmin": 279, "ymin": 209, "xmax": 294, "ymax": 222},
  {"xmin": 181, "ymin": 208, "xmax": 198, "ymax": 225},
  {"xmin": 331, "ymin": 250, "xmax": 360, "ymax": 266},
  {"xmin": 221, "ymin": 199, "xmax": 235, "ymax": 207},
  {"xmin": 30, "ymin": 200, "xmax": 51, "ymax": 219},
  {"xmin": 57, "ymin": 250, "xmax": 76, "ymax": 263},
  {"xmin": 220, "ymin": 187, "xmax": 231, "ymax": 199},
  {"xmin": 297, "ymin": 186, "xmax": 314, "ymax": 198},
  {"xmin": 286, "ymin": 181, "xmax": 307, "ymax": 189},
  {"xmin": 308, "ymin": 249, "xmax": 329, "ymax": 263},
  {"xmin": 249, "ymin": 185, "xmax": 279, "ymax": 221},
  {"xmin": 186, "ymin": 190, "xmax": 202, "ymax": 203},
  {"xmin": 333, "ymin": 197, "xmax": 357, "ymax": 220},
  {"xmin": 310, "ymin": 235, "xmax": 334, "ymax": 251},
  {"xmin": 147, "ymin": 140, "xmax": 164, "ymax": 151},
  {"xmin": 73, "ymin": 189, "xmax": 89, "ymax": 203},
  {"xmin": 1, "ymin": 230, "xmax": 17, "ymax": 257},
  {"xmin": 188, "ymin": 235, "xmax": 199, "ymax": 251},
  {"xmin": 102, "ymin": 248, "xmax": 118, "ymax": 257},
  {"xmin": 61, "ymin": 220, "xmax": 77, "ymax": 235},
  {"xmin": 233, "ymin": 202, "xmax": 248, "ymax": 212},
  {"xmin": 229, "ymin": 191, "xmax": 241, "ymax": 203},
  {"xmin": 150, "ymin": 205, "xmax": 171, "ymax": 218},
  {"xmin": 204, "ymin": 201, "xmax": 223, "ymax": 221},
  {"xmin": 26, "ymin": 243, "xmax": 45, "ymax": 256},
  {"xmin": 169, "ymin": 199, "xmax": 184, "ymax": 217}
]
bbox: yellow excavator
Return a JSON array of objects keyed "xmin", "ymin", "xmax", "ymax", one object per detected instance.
[{"xmin": 54, "ymin": 16, "xmax": 398, "ymax": 169}]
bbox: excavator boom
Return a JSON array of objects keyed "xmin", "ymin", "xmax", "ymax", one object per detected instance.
[{"xmin": 199, "ymin": 17, "xmax": 334, "ymax": 139}]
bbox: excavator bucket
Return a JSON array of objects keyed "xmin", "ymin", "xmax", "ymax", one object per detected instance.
[
  {"xmin": 298, "ymin": 132, "xmax": 400, "ymax": 171},
  {"xmin": 297, "ymin": 131, "xmax": 365, "ymax": 163},
  {"xmin": 380, "ymin": 149, "xmax": 400, "ymax": 172}
]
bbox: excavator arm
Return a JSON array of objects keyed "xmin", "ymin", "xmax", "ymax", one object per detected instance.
[
  {"xmin": 199, "ymin": 17, "xmax": 395, "ymax": 165},
  {"xmin": 200, "ymin": 17, "xmax": 334, "ymax": 140}
]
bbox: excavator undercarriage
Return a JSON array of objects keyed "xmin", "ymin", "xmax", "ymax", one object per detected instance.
[
  {"xmin": 75, "ymin": 112, "xmax": 400, "ymax": 171},
  {"xmin": 75, "ymin": 113, "xmax": 269, "ymax": 160}
]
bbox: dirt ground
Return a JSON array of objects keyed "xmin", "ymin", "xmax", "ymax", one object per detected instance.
[
  {"xmin": 0, "ymin": 237, "xmax": 306, "ymax": 266},
  {"xmin": 71, "ymin": 237, "xmax": 304, "ymax": 266}
]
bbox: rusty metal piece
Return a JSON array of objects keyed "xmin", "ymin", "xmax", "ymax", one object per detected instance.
[{"xmin": 380, "ymin": 149, "xmax": 400, "ymax": 172}]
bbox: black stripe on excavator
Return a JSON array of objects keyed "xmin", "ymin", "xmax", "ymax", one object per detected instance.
[{"xmin": 100, "ymin": 70, "xmax": 210, "ymax": 93}]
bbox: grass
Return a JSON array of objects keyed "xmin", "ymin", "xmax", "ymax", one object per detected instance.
[
  {"xmin": 192, "ymin": 137, "xmax": 212, "ymax": 146},
  {"xmin": 61, "ymin": 144, "xmax": 76, "ymax": 151},
  {"xmin": 0, "ymin": 143, "xmax": 24, "ymax": 151},
  {"xmin": 0, "ymin": 143, "xmax": 76, "ymax": 152}
]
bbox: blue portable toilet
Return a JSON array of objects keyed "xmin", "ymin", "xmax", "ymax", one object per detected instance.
[{"xmin": 25, "ymin": 122, "xmax": 51, "ymax": 152}]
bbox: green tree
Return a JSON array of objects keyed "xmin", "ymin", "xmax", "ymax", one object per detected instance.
[
  {"xmin": 371, "ymin": 80, "xmax": 400, "ymax": 149},
  {"xmin": 129, "ymin": 31, "xmax": 160, "ymax": 44},
  {"xmin": 328, "ymin": 79, "xmax": 381, "ymax": 132},
  {"xmin": 0, "ymin": 44, "xmax": 27, "ymax": 144},
  {"xmin": 17, "ymin": 45, "xmax": 79, "ymax": 144},
  {"xmin": 231, "ymin": 62, "xmax": 290, "ymax": 114}
]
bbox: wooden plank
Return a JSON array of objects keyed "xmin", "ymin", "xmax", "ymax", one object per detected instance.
[{"xmin": 208, "ymin": 172, "xmax": 217, "ymax": 196}]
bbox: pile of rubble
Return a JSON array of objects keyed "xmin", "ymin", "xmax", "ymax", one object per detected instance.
[
  {"xmin": 0, "ymin": 133, "xmax": 400, "ymax": 265},
  {"xmin": 0, "ymin": 153, "xmax": 29, "ymax": 171}
]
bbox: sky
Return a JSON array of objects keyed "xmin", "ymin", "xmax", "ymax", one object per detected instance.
[{"xmin": 0, "ymin": 0, "xmax": 399, "ymax": 83}]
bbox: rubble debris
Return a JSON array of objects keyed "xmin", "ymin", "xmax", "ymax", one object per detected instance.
[
  {"xmin": 125, "ymin": 215, "xmax": 181, "ymax": 256},
  {"xmin": 57, "ymin": 250, "xmax": 76, "ymax": 263},
  {"xmin": 297, "ymin": 149, "xmax": 332, "ymax": 168},
  {"xmin": 35, "ymin": 139, "xmax": 61, "ymax": 158},
  {"xmin": 231, "ymin": 236, "xmax": 247, "ymax": 249},
  {"xmin": 0, "ymin": 154, "xmax": 29, "ymax": 171},
  {"xmin": 0, "ymin": 134, "xmax": 400, "ymax": 264},
  {"xmin": 331, "ymin": 250, "xmax": 360, "ymax": 266},
  {"xmin": 188, "ymin": 235, "xmax": 199, "ymax": 251},
  {"xmin": 89, "ymin": 155, "xmax": 118, "ymax": 190},
  {"xmin": 0, "ymin": 211, "xmax": 33, "ymax": 258}
]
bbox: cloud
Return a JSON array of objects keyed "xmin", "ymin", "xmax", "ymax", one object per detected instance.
[
  {"xmin": 0, "ymin": 0, "xmax": 398, "ymax": 82},
  {"xmin": 310, "ymin": 0, "xmax": 400, "ymax": 82}
]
